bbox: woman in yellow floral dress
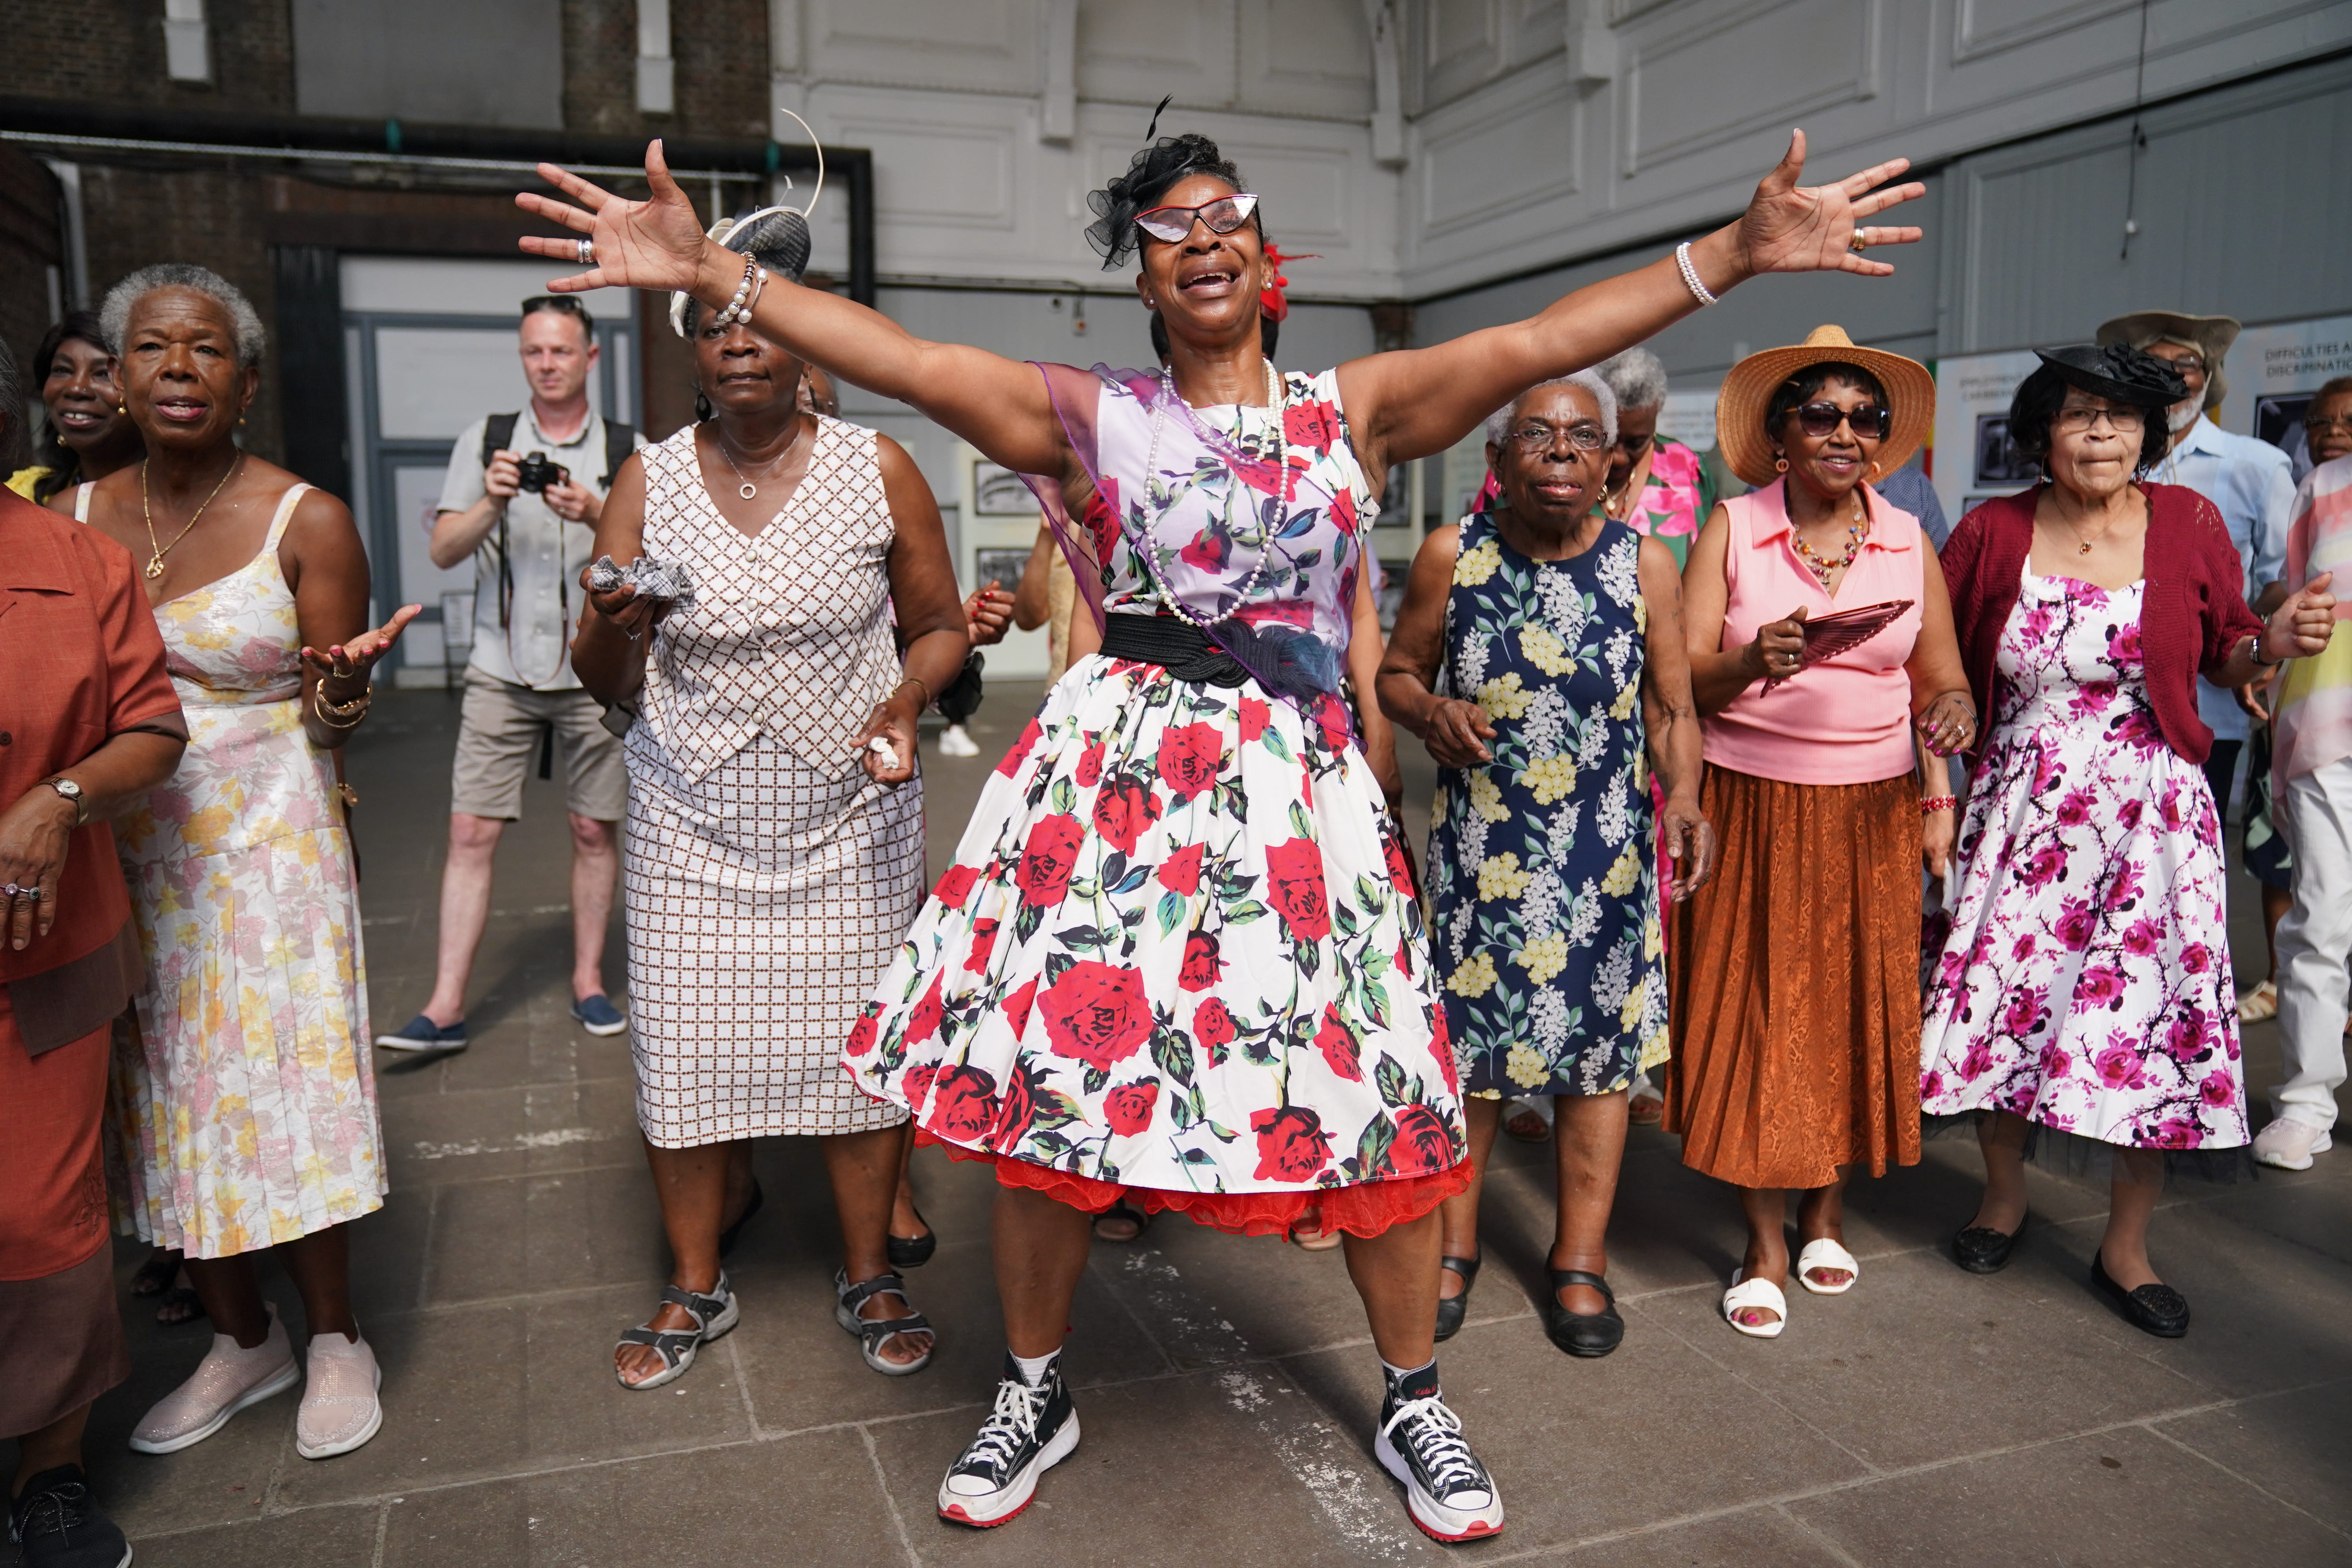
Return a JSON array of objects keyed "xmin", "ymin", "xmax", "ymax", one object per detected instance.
[
  {"xmin": 73, "ymin": 264, "xmax": 416, "ymax": 1463},
  {"xmin": 1380, "ymin": 373, "xmax": 1713, "ymax": 1357}
]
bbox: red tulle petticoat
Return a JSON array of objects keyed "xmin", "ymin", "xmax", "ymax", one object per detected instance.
[{"xmin": 916, "ymin": 1129, "xmax": 1470, "ymax": 1239}]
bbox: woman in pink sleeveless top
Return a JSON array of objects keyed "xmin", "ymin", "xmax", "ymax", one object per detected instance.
[{"xmin": 1670, "ymin": 329, "xmax": 1972, "ymax": 1340}]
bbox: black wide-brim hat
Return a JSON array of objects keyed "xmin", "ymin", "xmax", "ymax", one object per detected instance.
[{"xmin": 2032, "ymin": 343, "xmax": 2189, "ymax": 409}]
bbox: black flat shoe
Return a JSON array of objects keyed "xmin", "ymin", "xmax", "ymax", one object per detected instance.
[
  {"xmin": 887, "ymin": 1203, "xmax": 937, "ymax": 1269},
  {"xmin": 2091, "ymin": 1252, "xmax": 2189, "ymax": 1338},
  {"xmin": 1952, "ymin": 1214, "xmax": 2026, "ymax": 1274},
  {"xmin": 1433, "ymin": 1253, "xmax": 1480, "ymax": 1342},
  {"xmin": 1543, "ymin": 1269, "xmax": 1624, "ymax": 1358},
  {"xmin": 718, "ymin": 1179, "xmax": 764, "ymax": 1259}
]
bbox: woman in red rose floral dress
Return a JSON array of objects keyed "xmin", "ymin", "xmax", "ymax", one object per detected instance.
[{"xmin": 520, "ymin": 113, "xmax": 1927, "ymax": 1544}]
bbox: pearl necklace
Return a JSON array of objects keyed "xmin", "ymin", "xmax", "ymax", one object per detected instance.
[{"xmin": 1140, "ymin": 358, "xmax": 1287, "ymax": 629}]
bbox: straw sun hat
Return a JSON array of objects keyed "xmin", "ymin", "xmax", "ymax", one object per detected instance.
[{"xmin": 1715, "ymin": 325, "xmax": 1935, "ymax": 490}]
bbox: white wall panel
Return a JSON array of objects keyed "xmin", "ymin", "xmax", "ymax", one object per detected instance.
[
  {"xmin": 1413, "ymin": 58, "xmax": 1580, "ymax": 232},
  {"xmin": 1238, "ymin": 0, "xmax": 1376, "ymax": 119},
  {"xmin": 1078, "ymin": 0, "xmax": 1237, "ymax": 109},
  {"xmin": 1621, "ymin": 0, "xmax": 1880, "ymax": 177},
  {"xmin": 1419, "ymin": 0, "xmax": 1507, "ymax": 110},
  {"xmin": 806, "ymin": 0, "xmax": 1038, "ymax": 93}
]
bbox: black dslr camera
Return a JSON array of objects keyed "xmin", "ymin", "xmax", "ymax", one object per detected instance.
[{"xmin": 515, "ymin": 451, "xmax": 570, "ymax": 493}]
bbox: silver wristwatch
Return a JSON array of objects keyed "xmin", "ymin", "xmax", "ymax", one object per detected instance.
[{"xmin": 43, "ymin": 776, "xmax": 87, "ymax": 826}]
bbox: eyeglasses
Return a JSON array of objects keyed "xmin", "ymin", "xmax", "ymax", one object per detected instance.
[
  {"xmin": 1791, "ymin": 401, "xmax": 1893, "ymax": 440},
  {"xmin": 1133, "ymin": 193, "xmax": 1261, "ymax": 245},
  {"xmin": 2305, "ymin": 414, "xmax": 2352, "ymax": 435},
  {"xmin": 2055, "ymin": 405, "xmax": 2147, "ymax": 434},
  {"xmin": 1502, "ymin": 420, "xmax": 1608, "ymax": 453}
]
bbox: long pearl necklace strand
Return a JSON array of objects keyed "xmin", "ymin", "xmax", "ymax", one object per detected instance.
[{"xmin": 1141, "ymin": 358, "xmax": 1288, "ymax": 628}]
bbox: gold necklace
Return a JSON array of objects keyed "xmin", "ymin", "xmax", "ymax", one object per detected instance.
[{"xmin": 140, "ymin": 454, "xmax": 243, "ymax": 580}]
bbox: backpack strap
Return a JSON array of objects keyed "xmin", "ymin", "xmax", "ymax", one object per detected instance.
[
  {"xmin": 481, "ymin": 412, "xmax": 520, "ymax": 470},
  {"xmin": 601, "ymin": 420, "xmax": 636, "ymax": 488}
]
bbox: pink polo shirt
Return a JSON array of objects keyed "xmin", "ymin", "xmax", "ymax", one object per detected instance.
[{"xmin": 1702, "ymin": 478, "xmax": 1924, "ymax": 786}]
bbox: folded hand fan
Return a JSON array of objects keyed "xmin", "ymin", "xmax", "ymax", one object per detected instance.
[{"xmin": 1762, "ymin": 599, "xmax": 1914, "ymax": 690}]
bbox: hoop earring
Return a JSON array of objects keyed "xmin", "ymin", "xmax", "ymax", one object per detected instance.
[{"xmin": 1773, "ymin": 454, "xmax": 1789, "ymax": 474}]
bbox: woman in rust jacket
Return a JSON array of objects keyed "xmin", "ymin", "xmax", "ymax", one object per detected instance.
[
  {"xmin": 1920, "ymin": 344, "xmax": 2334, "ymax": 1339},
  {"xmin": 0, "ymin": 341, "xmax": 185, "ymax": 1563}
]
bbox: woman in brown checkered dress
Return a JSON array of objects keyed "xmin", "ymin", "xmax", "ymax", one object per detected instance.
[{"xmin": 573, "ymin": 212, "xmax": 971, "ymax": 1390}]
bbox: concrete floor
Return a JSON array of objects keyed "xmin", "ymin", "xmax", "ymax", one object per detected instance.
[{"xmin": 63, "ymin": 683, "xmax": 2352, "ymax": 1567}]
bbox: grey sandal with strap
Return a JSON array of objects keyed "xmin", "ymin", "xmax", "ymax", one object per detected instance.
[
  {"xmin": 615, "ymin": 1274, "xmax": 740, "ymax": 1391},
  {"xmin": 834, "ymin": 1269, "xmax": 935, "ymax": 1377}
]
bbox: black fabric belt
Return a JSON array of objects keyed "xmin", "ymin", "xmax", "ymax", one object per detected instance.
[{"xmin": 1100, "ymin": 613, "xmax": 1250, "ymax": 688}]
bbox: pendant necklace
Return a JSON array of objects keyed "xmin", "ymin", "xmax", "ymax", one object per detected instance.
[
  {"xmin": 714, "ymin": 422, "xmax": 805, "ymax": 501},
  {"xmin": 140, "ymin": 453, "xmax": 243, "ymax": 580}
]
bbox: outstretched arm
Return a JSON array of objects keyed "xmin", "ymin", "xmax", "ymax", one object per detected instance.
[
  {"xmin": 1336, "ymin": 130, "xmax": 1925, "ymax": 471},
  {"xmin": 517, "ymin": 142, "xmax": 1067, "ymax": 479}
]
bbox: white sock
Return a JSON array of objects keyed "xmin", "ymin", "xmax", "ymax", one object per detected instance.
[{"xmin": 1010, "ymin": 1348, "xmax": 1060, "ymax": 1387}]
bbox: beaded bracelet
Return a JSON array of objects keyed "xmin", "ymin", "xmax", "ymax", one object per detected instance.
[
  {"xmin": 1920, "ymin": 794, "xmax": 1957, "ymax": 814},
  {"xmin": 711, "ymin": 256, "xmax": 758, "ymax": 327},
  {"xmin": 1674, "ymin": 241, "xmax": 1718, "ymax": 307}
]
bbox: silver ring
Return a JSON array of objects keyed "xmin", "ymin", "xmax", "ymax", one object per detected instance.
[
  {"xmin": 1, "ymin": 883, "xmax": 18, "ymax": 899},
  {"xmin": 577, "ymin": 238, "xmax": 595, "ymax": 266}
]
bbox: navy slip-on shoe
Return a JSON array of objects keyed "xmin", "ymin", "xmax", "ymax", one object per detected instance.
[
  {"xmin": 571, "ymin": 994, "xmax": 628, "ymax": 1036},
  {"xmin": 375, "ymin": 1013, "xmax": 467, "ymax": 1052}
]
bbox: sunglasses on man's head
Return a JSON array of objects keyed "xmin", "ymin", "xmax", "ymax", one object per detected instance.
[
  {"xmin": 1134, "ymin": 193, "xmax": 1261, "ymax": 245},
  {"xmin": 1790, "ymin": 401, "xmax": 1893, "ymax": 441}
]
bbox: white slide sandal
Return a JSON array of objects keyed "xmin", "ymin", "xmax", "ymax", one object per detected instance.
[
  {"xmin": 1796, "ymin": 1238, "xmax": 1860, "ymax": 1295},
  {"xmin": 1722, "ymin": 1269, "xmax": 1787, "ymax": 1338}
]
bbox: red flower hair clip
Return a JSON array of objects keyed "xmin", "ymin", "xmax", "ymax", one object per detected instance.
[{"xmin": 1260, "ymin": 241, "xmax": 1318, "ymax": 323}]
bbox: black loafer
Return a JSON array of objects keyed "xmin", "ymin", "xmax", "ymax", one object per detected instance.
[
  {"xmin": 1433, "ymin": 1253, "xmax": 1480, "ymax": 1342},
  {"xmin": 887, "ymin": 1203, "xmax": 937, "ymax": 1270},
  {"xmin": 2091, "ymin": 1252, "xmax": 2190, "ymax": 1338},
  {"xmin": 1952, "ymin": 1214, "xmax": 2026, "ymax": 1274},
  {"xmin": 1543, "ymin": 1269, "xmax": 1624, "ymax": 1358}
]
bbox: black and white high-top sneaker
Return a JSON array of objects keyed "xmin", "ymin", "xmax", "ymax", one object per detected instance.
[
  {"xmin": 936, "ymin": 1351, "xmax": 1080, "ymax": 1527},
  {"xmin": 1373, "ymin": 1362, "xmax": 1505, "ymax": 1543}
]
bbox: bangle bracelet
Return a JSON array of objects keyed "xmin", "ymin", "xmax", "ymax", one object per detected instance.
[
  {"xmin": 895, "ymin": 675, "xmax": 932, "ymax": 708},
  {"xmin": 2250, "ymin": 633, "xmax": 2282, "ymax": 668},
  {"xmin": 1675, "ymin": 241, "xmax": 1719, "ymax": 307},
  {"xmin": 1920, "ymin": 794, "xmax": 1956, "ymax": 814},
  {"xmin": 314, "ymin": 687, "xmax": 369, "ymax": 728}
]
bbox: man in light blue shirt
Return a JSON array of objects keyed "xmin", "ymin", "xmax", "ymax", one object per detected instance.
[{"xmin": 2098, "ymin": 312, "xmax": 2297, "ymax": 813}]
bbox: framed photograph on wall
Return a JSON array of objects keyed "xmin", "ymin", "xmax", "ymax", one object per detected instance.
[
  {"xmin": 972, "ymin": 459, "xmax": 1037, "ymax": 516},
  {"xmin": 973, "ymin": 546, "xmax": 1032, "ymax": 596}
]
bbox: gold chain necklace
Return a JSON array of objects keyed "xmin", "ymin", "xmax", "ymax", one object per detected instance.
[{"xmin": 140, "ymin": 454, "xmax": 243, "ymax": 580}]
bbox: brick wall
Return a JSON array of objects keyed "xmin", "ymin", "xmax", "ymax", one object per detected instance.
[
  {"xmin": 0, "ymin": 151, "xmax": 64, "ymax": 408},
  {"xmin": 564, "ymin": 0, "xmax": 773, "ymax": 142},
  {"xmin": 9, "ymin": 0, "xmax": 295, "ymax": 112}
]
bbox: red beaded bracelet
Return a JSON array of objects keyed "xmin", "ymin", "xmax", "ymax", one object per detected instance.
[{"xmin": 1920, "ymin": 794, "xmax": 1957, "ymax": 813}]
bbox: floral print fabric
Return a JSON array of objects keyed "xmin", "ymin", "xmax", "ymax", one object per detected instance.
[
  {"xmin": 107, "ymin": 486, "xmax": 383, "ymax": 1259},
  {"xmin": 1920, "ymin": 569, "xmax": 2247, "ymax": 1151},
  {"xmin": 843, "ymin": 654, "xmax": 1464, "ymax": 1195},
  {"xmin": 1427, "ymin": 513, "xmax": 1667, "ymax": 1098},
  {"xmin": 1613, "ymin": 437, "xmax": 1711, "ymax": 569}
]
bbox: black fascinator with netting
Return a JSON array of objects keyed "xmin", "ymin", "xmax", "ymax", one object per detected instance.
[
  {"xmin": 1084, "ymin": 99, "xmax": 1244, "ymax": 270},
  {"xmin": 670, "ymin": 206, "xmax": 813, "ymax": 338}
]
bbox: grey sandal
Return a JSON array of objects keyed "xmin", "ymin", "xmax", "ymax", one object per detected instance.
[
  {"xmin": 615, "ymin": 1274, "xmax": 739, "ymax": 1391},
  {"xmin": 834, "ymin": 1269, "xmax": 935, "ymax": 1377}
]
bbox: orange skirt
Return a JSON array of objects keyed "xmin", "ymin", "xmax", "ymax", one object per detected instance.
[
  {"xmin": 1666, "ymin": 766, "xmax": 1922, "ymax": 1189},
  {"xmin": 918, "ymin": 1130, "xmax": 1470, "ymax": 1240}
]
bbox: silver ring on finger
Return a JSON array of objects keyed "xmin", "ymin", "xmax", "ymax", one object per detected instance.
[
  {"xmin": 577, "ymin": 238, "xmax": 595, "ymax": 266},
  {"xmin": 0, "ymin": 883, "xmax": 16, "ymax": 898}
]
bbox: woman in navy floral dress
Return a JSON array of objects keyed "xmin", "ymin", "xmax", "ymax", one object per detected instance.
[
  {"xmin": 521, "ymin": 117, "xmax": 1928, "ymax": 1544},
  {"xmin": 1382, "ymin": 373, "xmax": 1711, "ymax": 1360}
]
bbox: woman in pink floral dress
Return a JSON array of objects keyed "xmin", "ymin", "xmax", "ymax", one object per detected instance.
[
  {"xmin": 520, "ymin": 119, "xmax": 1926, "ymax": 1543},
  {"xmin": 1923, "ymin": 344, "xmax": 2336, "ymax": 1339}
]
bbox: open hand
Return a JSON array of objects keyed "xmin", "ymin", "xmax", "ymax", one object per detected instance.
[
  {"xmin": 517, "ymin": 140, "xmax": 712, "ymax": 295},
  {"xmin": 1661, "ymin": 795, "xmax": 1717, "ymax": 902},
  {"xmin": 1421, "ymin": 697, "xmax": 1498, "ymax": 767},
  {"xmin": 2261, "ymin": 571, "xmax": 2337, "ymax": 662},
  {"xmin": 302, "ymin": 604, "xmax": 422, "ymax": 695},
  {"xmin": 1737, "ymin": 130, "xmax": 1926, "ymax": 280}
]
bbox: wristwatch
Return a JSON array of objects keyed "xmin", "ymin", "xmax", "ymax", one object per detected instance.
[{"xmin": 42, "ymin": 776, "xmax": 87, "ymax": 826}]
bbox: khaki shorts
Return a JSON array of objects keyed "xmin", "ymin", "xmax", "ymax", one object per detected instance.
[{"xmin": 451, "ymin": 671, "xmax": 628, "ymax": 822}]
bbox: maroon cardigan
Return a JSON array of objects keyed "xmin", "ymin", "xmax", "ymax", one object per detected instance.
[{"xmin": 1939, "ymin": 482, "xmax": 2261, "ymax": 765}]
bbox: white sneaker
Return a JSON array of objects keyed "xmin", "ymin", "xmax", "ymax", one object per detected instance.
[
  {"xmin": 129, "ymin": 1305, "xmax": 301, "ymax": 1454},
  {"xmin": 2251, "ymin": 1117, "xmax": 2334, "ymax": 1171},
  {"xmin": 296, "ymin": 1330, "xmax": 384, "ymax": 1459},
  {"xmin": 938, "ymin": 724, "xmax": 981, "ymax": 758}
]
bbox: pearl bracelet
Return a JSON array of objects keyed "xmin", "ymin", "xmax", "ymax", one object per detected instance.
[
  {"xmin": 1675, "ymin": 241, "xmax": 1718, "ymax": 307},
  {"xmin": 711, "ymin": 256, "xmax": 758, "ymax": 327}
]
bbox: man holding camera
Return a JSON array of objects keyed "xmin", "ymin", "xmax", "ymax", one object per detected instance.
[{"xmin": 377, "ymin": 296, "xmax": 644, "ymax": 1052}]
